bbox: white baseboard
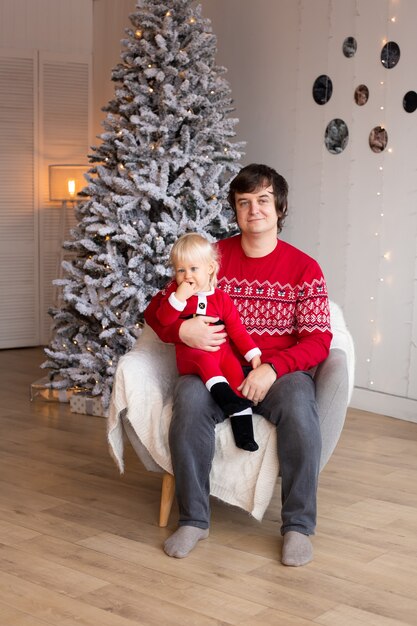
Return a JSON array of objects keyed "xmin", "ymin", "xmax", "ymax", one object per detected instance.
[{"xmin": 350, "ymin": 387, "xmax": 417, "ymax": 424}]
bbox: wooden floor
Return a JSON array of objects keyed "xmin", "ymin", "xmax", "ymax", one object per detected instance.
[{"xmin": 1, "ymin": 349, "xmax": 417, "ymax": 625}]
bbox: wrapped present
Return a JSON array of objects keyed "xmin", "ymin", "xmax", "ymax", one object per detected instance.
[
  {"xmin": 70, "ymin": 393, "xmax": 108, "ymax": 417},
  {"xmin": 31, "ymin": 377, "xmax": 83, "ymax": 403}
]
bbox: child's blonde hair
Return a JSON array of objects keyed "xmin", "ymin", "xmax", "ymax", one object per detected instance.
[{"xmin": 169, "ymin": 233, "xmax": 219, "ymax": 289}]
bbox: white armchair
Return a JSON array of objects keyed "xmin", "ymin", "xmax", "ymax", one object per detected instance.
[{"xmin": 107, "ymin": 301, "xmax": 354, "ymax": 526}]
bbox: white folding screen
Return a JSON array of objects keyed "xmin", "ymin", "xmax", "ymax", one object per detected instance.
[
  {"xmin": 0, "ymin": 50, "xmax": 91, "ymax": 348},
  {"xmin": 38, "ymin": 52, "xmax": 91, "ymax": 344},
  {"xmin": 0, "ymin": 49, "xmax": 39, "ymax": 348}
]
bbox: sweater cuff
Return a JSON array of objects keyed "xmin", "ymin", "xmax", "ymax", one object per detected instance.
[
  {"xmin": 244, "ymin": 347, "xmax": 261, "ymax": 362},
  {"xmin": 168, "ymin": 292, "xmax": 187, "ymax": 311},
  {"xmin": 266, "ymin": 362, "xmax": 278, "ymax": 379}
]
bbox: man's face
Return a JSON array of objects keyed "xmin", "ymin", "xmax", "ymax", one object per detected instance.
[{"xmin": 234, "ymin": 185, "xmax": 278, "ymax": 236}]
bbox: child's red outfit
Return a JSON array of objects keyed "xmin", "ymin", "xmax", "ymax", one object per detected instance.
[{"xmin": 156, "ymin": 283, "xmax": 261, "ymax": 393}]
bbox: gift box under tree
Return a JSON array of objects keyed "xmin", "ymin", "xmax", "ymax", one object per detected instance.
[
  {"xmin": 70, "ymin": 393, "xmax": 108, "ymax": 417},
  {"xmin": 31, "ymin": 376, "xmax": 84, "ymax": 403}
]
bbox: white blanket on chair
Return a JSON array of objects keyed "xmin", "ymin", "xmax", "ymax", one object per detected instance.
[{"xmin": 107, "ymin": 301, "xmax": 354, "ymax": 521}]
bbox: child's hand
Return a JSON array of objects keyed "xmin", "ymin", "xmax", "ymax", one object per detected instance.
[
  {"xmin": 175, "ymin": 281, "xmax": 196, "ymax": 302},
  {"xmin": 251, "ymin": 355, "xmax": 262, "ymax": 369}
]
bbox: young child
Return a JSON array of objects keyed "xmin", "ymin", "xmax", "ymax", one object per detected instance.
[{"xmin": 153, "ymin": 232, "xmax": 261, "ymax": 451}]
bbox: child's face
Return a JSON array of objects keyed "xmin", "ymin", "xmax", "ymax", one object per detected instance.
[{"xmin": 174, "ymin": 258, "xmax": 215, "ymax": 293}]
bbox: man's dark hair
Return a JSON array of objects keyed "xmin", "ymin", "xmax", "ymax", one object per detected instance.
[{"xmin": 228, "ymin": 163, "xmax": 288, "ymax": 233}]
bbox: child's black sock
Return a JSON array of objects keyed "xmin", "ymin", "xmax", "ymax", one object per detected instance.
[
  {"xmin": 210, "ymin": 381, "xmax": 252, "ymax": 415},
  {"xmin": 230, "ymin": 412, "xmax": 259, "ymax": 452},
  {"xmin": 210, "ymin": 382, "xmax": 258, "ymax": 452}
]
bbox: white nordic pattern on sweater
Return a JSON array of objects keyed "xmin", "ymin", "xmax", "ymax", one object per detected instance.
[{"xmin": 217, "ymin": 276, "xmax": 331, "ymax": 336}]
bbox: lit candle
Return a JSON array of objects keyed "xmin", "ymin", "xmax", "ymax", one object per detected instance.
[{"xmin": 67, "ymin": 179, "xmax": 76, "ymax": 197}]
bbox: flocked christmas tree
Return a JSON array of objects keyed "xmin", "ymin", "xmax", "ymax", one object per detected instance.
[{"xmin": 43, "ymin": 0, "xmax": 244, "ymax": 407}]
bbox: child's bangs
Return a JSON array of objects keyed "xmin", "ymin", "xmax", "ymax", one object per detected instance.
[{"xmin": 171, "ymin": 236, "xmax": 213, "ymax": 267}]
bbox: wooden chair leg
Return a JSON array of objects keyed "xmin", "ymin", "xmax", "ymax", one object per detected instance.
[{"xmin": 159, "ymin": 472, "xmax": 175, "ymax": 527}]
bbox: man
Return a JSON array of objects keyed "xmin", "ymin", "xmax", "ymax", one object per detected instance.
[{"xmin": 144, "ymin": 163, "xmax": 332, "ymax": 566}]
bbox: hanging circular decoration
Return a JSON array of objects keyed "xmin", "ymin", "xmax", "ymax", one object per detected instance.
[
  {"xmin": 312, "ymin": 75, "xmax": 333, "ymax": 105},
  {"xmin": 403, "ymin": 91, "xmax": 417, "ymax": 113},
  {"xmin": 342, "ymin": 36, "xmax": 357, "ymax": 58},
  {"xmin": 380, "ymin": 41, "xmax": 400, "ymax": 69},
  {"xmin": 354, "ymin": 84, "xmax": 369, "ymax": 106},
  {"xmin": 324, "ymin": 119, "xmax": 349, "ymax": 154},
  {"xmin": 369, "ymin": 126, "xmax": 388, "ymax": 153}
]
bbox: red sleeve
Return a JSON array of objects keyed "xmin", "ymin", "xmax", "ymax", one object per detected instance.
[
  {"xmin": 144, "ymin": 282, "xmax": 182, "ymax": 343},
  {"xmin": 268, "ymin": 263, "xmax": 333, "ymax": 376},
  {"xmin": 155, "ymin": 284, "xmax": 185, "ymax": 326},
  {"xmin": 270, "ymin": 326, "xmax": 332, "ymax": 377}
]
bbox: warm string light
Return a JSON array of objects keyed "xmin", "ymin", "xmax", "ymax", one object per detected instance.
[{"xmin": 367, "ymin": 3, "xmax": 397, "ymax": 389}]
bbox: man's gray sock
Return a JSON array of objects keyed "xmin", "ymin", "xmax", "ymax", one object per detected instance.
[
  {"xmin": 281, "ymin": 531, "xmax": 313, "ymax": 566},
  {"xmin": 164, "ymin": 526, "xmax": 209, "ymax": 558}
]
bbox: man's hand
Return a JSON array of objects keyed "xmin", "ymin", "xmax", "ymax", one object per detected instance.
[
  {"xmin": 238, "ymin": 363, "xmax": 276, "ymax": 404},
  {"xmin": 178, "ymin": 316, "xmax": 227, "ymax": 351}
]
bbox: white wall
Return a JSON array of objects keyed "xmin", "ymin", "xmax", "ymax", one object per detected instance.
[
  {"xmin": 201, "ymin": 0, "xmax": 417, "ymax": 422},
  {"xmin": 0, "ymin": 0, "xmax": 92, "ymax": 53},
  {"xmin": 92, "ymin": 0, "xmax": 136, "ymax": 139}
]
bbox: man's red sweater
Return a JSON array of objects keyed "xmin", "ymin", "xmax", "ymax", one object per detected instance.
[{"xmin": 144, "ymin": 236, "xmax": 332, "ymax": 377}]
